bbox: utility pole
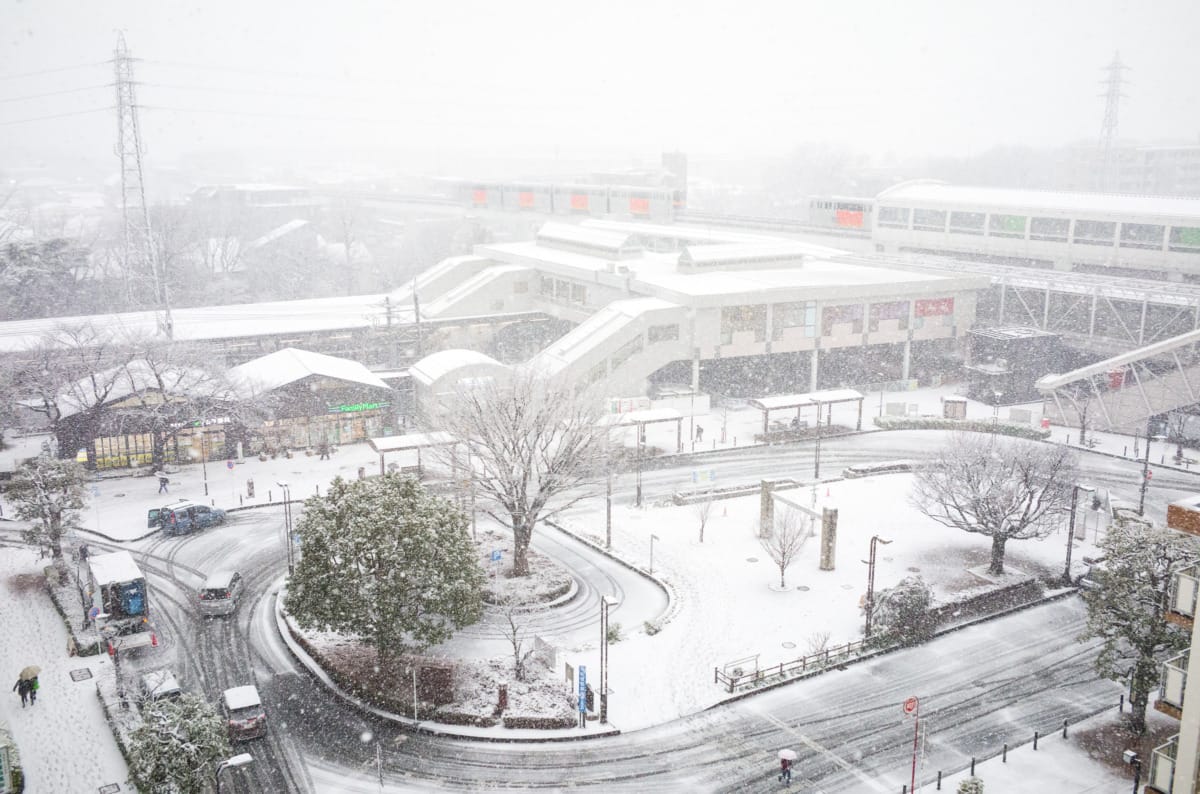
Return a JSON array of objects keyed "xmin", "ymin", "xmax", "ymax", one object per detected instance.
[
  {"xmin": 113, "ymin": 33, "xmax": 171, "ymax": 338},
  {"xmin": 1138, "ymin": 421, "xmax": 1155, "ymax": 516},
  {"xmin": 862, "ymin": 535, "xmax": 892, "ymax": 641}
]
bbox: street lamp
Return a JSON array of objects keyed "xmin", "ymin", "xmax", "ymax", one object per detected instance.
[
  {"xmin": 1063, "ymin": 483, "xmax": 1095, "ymax": 586},
  {"xmin": 1123, "ymin": 750, "xmax": 1141, "ymax": 794},
  {"xmin": 599, "ymin": 595, "xmax": 617, "ymax": 724},
  {"xmin": 862, "ymin": 535, "xmax": 892, "ymax": 641},
  {"xmin": 215, "ymin": 753, "xmax": 254, "ymax": 793},
  {"xmin": 276, "ymin": 480, "xmax": 294, "ymax": 576},
  {"xmin": 1138, "ymin": 429, "xmax": 1167, "ymax": 516},
  {"xmin": 649, "ymin": 533, "xmax": 660, "ymax": 574},
  {"xmin": 813, "ymin": 402, "xmax": 824, "ymax": 479}
]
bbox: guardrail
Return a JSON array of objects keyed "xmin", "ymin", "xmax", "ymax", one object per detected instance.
[{"xmin": 715, "ymin": 639, "xmax": 869, "ymax": 693}]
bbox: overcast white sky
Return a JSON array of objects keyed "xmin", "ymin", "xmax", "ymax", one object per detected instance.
[{"xmin": 3, "ymin": 0, "xmax": 1199, "ymax": 175}]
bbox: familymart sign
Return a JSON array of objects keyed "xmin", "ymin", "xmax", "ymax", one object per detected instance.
[{"xmin": 326, "ymin": 401, "xmax": 390, "ymax": 414}]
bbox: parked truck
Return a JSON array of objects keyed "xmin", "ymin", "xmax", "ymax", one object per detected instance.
[{"xmin": 84, "ymin": 551, "xmax": 156, "ymax": 655}]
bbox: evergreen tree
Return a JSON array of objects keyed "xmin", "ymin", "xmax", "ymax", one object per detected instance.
[
  {"xmin": 127, "ymin": 694, "xmax": 231, "ymax": 794},
  {"xmin": 1080, "ymin": 522, "xmax": 1197, "ymax": 734},
  {"xmin": 3, "ymin": 456, "xmax": 87, "ymax": 558},
  {"xmin": 870, "ymin": 575, "xmax": 937, "ymax": 647},
  {"xmin": 286, "ymin": 473, "xmax": 485, "ymax": 658}
]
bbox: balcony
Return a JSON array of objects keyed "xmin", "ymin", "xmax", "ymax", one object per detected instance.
[
  {"xmin": 1169, "ymin": 563, "xmax": 1200, "ymax": 630},
  {"xmin": 1156, "ymin": 651, "xmax": 1189, "ymax": 720},
  {"xmin": 1145, "ymin": 735, "xmax": 1177, "ymax": 794}
]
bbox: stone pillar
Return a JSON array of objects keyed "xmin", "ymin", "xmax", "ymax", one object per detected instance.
[
  {"xmin": 819, "ymin": 507, "xmax": 838, "ymax": 570},
  {"xmin": 759, "ymin": 480, "xmax": 776, "ymax": 538}
]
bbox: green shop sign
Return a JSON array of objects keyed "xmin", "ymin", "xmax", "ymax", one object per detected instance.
[{"xmin": 327, "ymin": 401, "xmax": 391, "ymax": 414}]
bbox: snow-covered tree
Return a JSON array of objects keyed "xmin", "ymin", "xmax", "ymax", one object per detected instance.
[
  {"xmin": 761, "ymin": 507, "xmax": 807, "ymax": 589},
  {"xmin": 4, "ymin": 456, "xmax": 87, "ymax": 559},
  {"xmin": 286, "ymin": 473, "xmax": 486, "ymax": 659},
  {"xmin": 498, "ymin": 597, "xmax": 539, "ymax": 682},
  {"xmin": 694, "ymin": 494, "xmax": 714, "ymax": 543},
  {"xmin": 127, "ymin": 694, "xmax": 231, "ymax": 794},
  {"xmin": 870, "ymin": 575, "xmax": 936, "ymax": 647},
  {"xmin": 957, "ymin": 777, "xmax": 984, "ymax": 794},
  {"xmin": 910, "ymin": 433, "xmax": 1078, "ymax": 574},
  {"xmin": 1080, "ymin": 522, "xmax": 1197, "ymax": 734},
  {"xmin": 427, "ymin": 370, "xmax": 612, "ymax": 577}
]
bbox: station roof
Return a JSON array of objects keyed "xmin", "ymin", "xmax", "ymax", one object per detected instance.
[
  {"xmin": 229, "ymin": 347, "xmax": 391, "ymax": 394},
  {"xmin": 409, "ymin": 349, "xmax": 505, "ymax": 386},
  {"xmin": 876, "ymin": 180, "xmax": 1200, "ymax": 220},
  {"xmin": 599, "ymin": 408, "xmax": 683, "ymax": 426}
]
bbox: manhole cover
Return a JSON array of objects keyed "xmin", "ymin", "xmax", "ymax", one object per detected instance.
[
  {"xmin": 746, "ymin": 557, "xmax": 758, "ymax": 563},
  {"xmin": 882, "ymin": 557, "xmax": 894, "ymax": 563},
  {"xmin": 70, "ymin": 668, "xmax": 93, "ymax": 682},
  {"xmin": 782, "ymin": 641, "xmax": 796, "ymax": 649},
  {"xmin": 907, "ymin": 566, "xmax": 921, "ymax": 573},
  {"xmin": 796, "ymin": 585, "xmax": 810, "ymax": 592},
  {"xmin": 841, "ymin": 584, "xmax": 854, "ymax": 590}
]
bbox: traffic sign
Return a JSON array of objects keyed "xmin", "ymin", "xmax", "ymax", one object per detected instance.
[
  {"xmin": 226, "ymin": 459, "xmax": 235, "ymax": 470},
  {"xmin": 491, "ymin": 549, "xmax": 502, "ymax": 563},
  {"xmin": 1146, "ymin": 469, "xmax": 1154, "ymax": 480},
  {"xmin": 89, "ymin": 606, "xmax": 100, "ymax": 620},
  {"xmin": 903, "ymin": 696, "xmax": 919, "ymax": 715},
  {"xmin": 578, "ymin": 665, "xmax": 587, "ymax": 712}
]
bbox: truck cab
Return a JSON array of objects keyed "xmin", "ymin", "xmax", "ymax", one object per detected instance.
[{"xmin": 85, "ymin": 550, "xmax": 155, "ymax": 655}]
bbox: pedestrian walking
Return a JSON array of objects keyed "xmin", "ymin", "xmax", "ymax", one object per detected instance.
[
  {"xmin": 778, "ymin": 757, "xmax": 791, "ymax": 784},
  {"xmin": 155, "ymin": 471, "xmax": 169, "ymax": 494},
  {"xmin": 12, "ymin": 677, "xmax": 31, "ymax": 708},
  {"xmin": 29, "ymin": 676, "xmax": 38, "ymax": 705},
  {"xmin": 318, "ymin": 441, "xmax": 331, "ymax": 460},
  {"xmin": 695, "ymin": 424, "xmax": 704, "ymax": 443}
]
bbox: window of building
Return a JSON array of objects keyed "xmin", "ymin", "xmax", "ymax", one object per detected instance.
[
  {"xmin": 555, "ymin": 279, "xmax": 571, "ymax": 299},
  {"xmin": 877, "ymin": 206, "xmax": 910, "ymax": 228},
  {"xmin": 1030, "ymin": 217, "xmax": 1070, "ymax": 242},
  {"xmin": 771, "ymin": 301, "xmax": 817, "ymax": 340},
  {"xmin": 647, "ymin": 324, "xmax": 679, "ymax": 343},
  {"xmin": 610, "ymin": 336, "xmax": 644, "ymax": 370},
  {"xmin": 720, "ymin": 305, "xmax": 767, "ymax": 345},
  {"xmin": 949, "ymin": 212, "xmax": 986, "ymax": 235},
  {"xmin": 1120, "ymin": 223, "xmax": 1166, "ymax": 250},
  {"xmin": 571, "ymin": 283, "xmax": 587, "ymax": 304},
  {"xmin": 1073, "ymin": 220, "xmax": 1117, "ymax": 245},
  {"xmin": 821, "ymin": 304, "xmax": 864, "ymax": 335},
  {"xmin": 912, "ymin": 209, "xmax": 947, "ymax": 232},
  {"xmin": 988, "ymin": 214, "xmax": 1027, "ymax": 238},
  {"xmin": 1169, "ymin": 226, "xmax": 1200, "ymax": 252},
  {"xmin": 869, "ymin": 301, "xmax": 910, "ymax": 332},
  {"xmin": 539, "ymin": 276, "xmax": 554, "ymax": 296}
]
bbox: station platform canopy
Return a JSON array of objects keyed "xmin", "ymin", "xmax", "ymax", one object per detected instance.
[
  {"xmin": 749, "ymin": 389, "xmax": 865, "ymax": 434},
  {"xmin": 368, "ymin": 431, "xmax": 457, "ymax": 476}
]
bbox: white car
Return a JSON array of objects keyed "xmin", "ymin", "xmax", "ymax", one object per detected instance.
[{"xmin": 223, "ymin": 685, "xmax": 267, "ymax": 741}]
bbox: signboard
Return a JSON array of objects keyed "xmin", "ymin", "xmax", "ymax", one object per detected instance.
[
  {"xmin": 691, "ymin": 470, "xmax": 716, "ymax": 484},
  {"xmin": 226, "ymin": 460, "xmax": 235, "ymax": 471},
  {"xmin": 327, "ymin": 401, "xmax": 391, "ymax": 414},
  {"xmin": 903, "ymin": 696, "xmax": 919, "ymax": 715},
  {"xmin": 578, "ymin": 665, "xmax": 587, "ymax": 712},
  {"xmin": 491, "ymin": 550, "xmax": 502, "ymax": 563},
  {"xmin": 89, "ymin": 606, "xmax": 100, "ymax": 620}
]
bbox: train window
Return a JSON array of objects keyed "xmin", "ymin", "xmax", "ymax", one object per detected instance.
[
  {"xmin": 912, "ymin": 209, "xmax": 947, "ymax": 232},
  {"xmin": 836, "ymin": 203, "xmax": 865, "ymax": 212},
  {"xmin": 1073, "ymin": 220, "xmax": 1116, "ymax": 245},
  {"xmin": 1169, "ymin": 226, "xmax": 1200, "ymax": 252},
  {"xmin": 1120, "ymin": 223, "xmax": 1166, "ymax": 250},
  {"xmin": 949, "ymin": 212, "xmax": 985, "ymax": 234},
  {"xmin": 877, "ymin": 207, "xmax": 909, "ymax": 228},
  {"xmin": 1030, "ymin": 217, "xmax": 1070, "ymax": 242},
  {"xmin": 988, "ymin": 214, "xmax": 1027, "ymax": 238}
]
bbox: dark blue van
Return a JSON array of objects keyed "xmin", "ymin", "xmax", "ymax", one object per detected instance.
[{"xmin": 149, "ymin": 500, "xmax": 227, "ymax": 536}]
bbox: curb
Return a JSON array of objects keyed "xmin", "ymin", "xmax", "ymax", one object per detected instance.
[{"xmin": 272, "ymin": 587, "xmax": 622, "ymax": 743}]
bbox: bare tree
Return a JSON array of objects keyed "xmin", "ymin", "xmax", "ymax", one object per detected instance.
[
  {"xmin": 498, "ymin": 598, "xmax": 539, "ymax": 683},
  {"xmin": 694, "ymin": 494, "xmax": 714, "ymax": 543},
  {"xmin": 910, "ymin": 433, "xmax": 1078, "ymax": 575},
  {"xmin": 1166, "ymin": 410, "xmax": 1192, "ymax": 463},
  {"xmin": 427, "ymin": 370, "xmax": 612, "ymax": 577},
  {"xmin": 761, "ymin": 507, "xmax": 808, "ymax": 588}
]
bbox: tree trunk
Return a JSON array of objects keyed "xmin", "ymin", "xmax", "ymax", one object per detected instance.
[
  {"xmin": 988, "ymin": 534, "xmax": 1007, "ymax": 575},
  {"xmin": 1130, "ymin": 686, "xmax": 1149, "ymax": 735},
  {"xmin": 779, "ymin": 565, "xmax": 786, "ymax": 589},
  {"xmin": 512, "ymin": 515, "xmax": 532, "ymax": 577}
]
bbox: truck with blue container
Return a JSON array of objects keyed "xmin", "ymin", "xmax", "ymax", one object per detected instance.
[{"xmin": 85, "ymin": 551, "xmax": 156, "ymax": 655}]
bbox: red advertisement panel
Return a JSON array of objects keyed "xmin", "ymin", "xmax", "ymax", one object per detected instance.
[
  {"xmin": 630, "ymin": 197, "xmax": 651, "ymax": 216},
  {"xmin": 518, "ymin": 191, "xmax": 535, "ymax": 209},
  {"xmin": 835, "ymin": 210, "xmax": 864, "ymax": 228},
  {"xmin": 471, "ymin": 189, "xmax": 487, "ymax": 206},
  {"xmin": 570, "ymin": 193, "xmax": 589, "ymax": 211},
  {"xmin": 914, "ymin": 297, "xmax": 954, "ymax": 317}
]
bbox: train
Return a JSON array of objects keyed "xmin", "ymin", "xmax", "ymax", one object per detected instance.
[
  {"xmin": 453, "ymin": 180, "xmax": 686, "ymax": 223},
  {"xmin": 806, "ymin": 196, "xmax": 875, "ymax": 232}
]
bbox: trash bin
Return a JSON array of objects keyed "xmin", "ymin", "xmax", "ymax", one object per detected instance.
[
  {"xmin": 358, "ymin": 466, "xmax": 366, "ymax": 480},
  {"xmin": 246, "ymin": 479, "xmax": 255, "ymax": 498},
  {"xmin": 1041, "ymin": 417, "xmax": 1051, "ymax": 429}
]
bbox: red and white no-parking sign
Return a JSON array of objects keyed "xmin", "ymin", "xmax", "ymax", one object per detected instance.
[{"xmin": 903, "ymin": 696, "xmax": 919, "ymax": 715}]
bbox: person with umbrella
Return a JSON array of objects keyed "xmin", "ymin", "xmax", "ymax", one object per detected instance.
[
  {"xmin": 777, "ymin": 749, "xmax": 797, "ymax": 785},
  {"xmin": 13, "ymin": 666, "xmax": 39, "ymax": 708}
]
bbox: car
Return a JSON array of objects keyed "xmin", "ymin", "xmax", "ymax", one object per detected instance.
[
  {"xmin": 149, "ymin": 500, "xmax": 227, "ymax": 536},
  {"xmin": 222, "ymin": 685, "xmax": 266, "ymax": 741},
  {"xmin": 198, "ymin": 570, "xmax": 243, "ymax": 617},
  {"xmin": 139, "ymin": 668, "xmax": 183, "ymax": 704}
]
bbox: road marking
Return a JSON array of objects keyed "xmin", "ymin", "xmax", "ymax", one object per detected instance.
[{"xmin": 757, "ymin": 710, "xmax": 889, "ymax": 792}]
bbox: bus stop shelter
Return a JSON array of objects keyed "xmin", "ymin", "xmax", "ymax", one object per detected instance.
[
  {"xmin": 600, "ymin": 407, "xmax": 685, "ymax": 453},
  {"xmin": 749, "ymin": 389, "xmax": 865, "ymax": 435},
  {"xmin": 368, "ymin": 431, "xmax": 457, "ymax": 477}
]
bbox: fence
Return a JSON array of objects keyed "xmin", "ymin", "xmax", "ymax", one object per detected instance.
[{"xmin": 714, "ymin": 639, "xmax": 869, "ymax": 693}]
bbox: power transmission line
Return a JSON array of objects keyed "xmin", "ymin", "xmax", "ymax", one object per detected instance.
[
  {"xmin": 0, "ymin": 61, "xmax": 110, "ymax": 81},
  {"xmin": 0, "ymin": 107, "xmax": 113, "ymax": 126},
  {"xmin": 0, "ymin": 84, "xmax": 114, "ymax": 103}
]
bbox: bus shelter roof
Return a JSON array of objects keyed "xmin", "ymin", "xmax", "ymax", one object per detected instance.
[
  {"xmin": 749, "ymin": 389, "xmax": 864, "ymax": 412},
  {"xmin": 369, "ymin": 431, "xmax": 457, "ymax": 454}
]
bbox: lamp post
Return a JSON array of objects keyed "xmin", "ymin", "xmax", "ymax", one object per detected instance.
[
  {"xmin": 690, "ymin": 388, "xmax": 696, "ymax": 451},
  {"xmin": 1063, "ymin": 483, "xmax": 1095, "ymax": 586},
  {"xmin": 649, "ymin": 533, "xmax": 659, "ymax": 574},
  {"xmin": 862, "ymin": 535, "xmax": 892, "ymax": 641},
  {"xmin": 599, "ymin": 595, "xmax": 616, "ymax": 724},
  {"xmin": 276, "ymin": 481, "xmax": 294, "ymax": 576},
  {"xmin": 635, "ymin": 422, "xmax": 644, "ymax": 508},
  {"xmin": 215, "ymin": 753, "xmax": 254, "ymax": 793},
  {"xmin": 813, "ymin": 403, "xmax": 824, "ymax": 479},
  {"xmin": 1138, "ymin": 430, "xmax": 1166, "ymax": 516}
]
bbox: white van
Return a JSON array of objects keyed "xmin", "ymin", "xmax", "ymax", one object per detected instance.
[
  {"xmin": 139, "ymin": 669, "xmax": 183, "ymax": 703},
  {"xmin": 198, "ymin": 570, "xmax": 243, "ymax": 617}
]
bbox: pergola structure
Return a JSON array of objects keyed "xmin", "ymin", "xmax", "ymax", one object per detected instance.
[
  {"xmin": 749, "ymin": 389, "xmax": 865, "ymax": 436},
  {"xmin": 368, "ymin": 431, "xmax": 457, "ymax": 477},
  {"xmin": 601, "ymin": 407, "xmax": 685, "ymax": 453}
]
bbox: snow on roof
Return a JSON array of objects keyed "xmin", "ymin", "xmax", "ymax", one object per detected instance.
[
  {"xmin": 223, "ymin": 685, "xmax": 261, "ymax": 710},
  {"xmin": 57, "ymin": 359, "xmax": 220, "ymax": 420},
  {"xmin": 248, "ymin": 219, "xmax": 311, "ymax": 249},
  {"xmin": 421, "ymin": 264, "xmax": 530, "ymax": 318},
  {"xmin": 537, "ymin": 222, "xmax": 633, "ymax": 250},
  {"xmin": 583, "ymin": 219, "xmax": 779, "ymax": 246},
  {"xmin": 409, "ymin": 349, "xmax": 505, "ymax": 386},
  {"xmin": 679, "ymin": 242, "xmax": 819, "ymax": 269},
  {"xmin": 599, "ymin": 407, "xmax": 683, "ymax": 426},
  {"xmin": 369, "ymin": 431, "xmax": 457, "ymax": 453},
  {"xmin": 88, "ymin": 551, "xmax": 142, "ymax": 585},
  {"xmin": 876, "ymin": 180, "xmax": 1200, "ymax": 220},
  {"xmin": 229, "ymin": 347, "xmax": 391, "ymax": 394},
  {"xmin": 533, "ymin": 298, "xmax": 681, "ymax": 374},
  {"xmin": 750, "ymin": 389, "xmax": 864, "ymax": 411}
]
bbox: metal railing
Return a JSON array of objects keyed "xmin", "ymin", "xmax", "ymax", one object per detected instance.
[
  {"xmin": 714, "ymin": 639, "xmax": 868, "ymax": 693},
  {"xmin": 1160, "ymin": 651, "xmax": 1190, "ymax": 712},
  {"xmin": 1171, "ymin": 563, "xmax": 1200, "ymax": 620},
  {"xmin": 1148, "ymin": 735, "xmax": 1178, "ymax": 793}
]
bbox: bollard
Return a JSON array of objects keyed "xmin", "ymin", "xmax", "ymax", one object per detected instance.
[
  {"xmin": 1123, "ymin": 446, "xmax": 1128, "ymax": 457},
  {"xmin": 204, "ymin": 481, "xmax": 209, "ymax": 496},
  {"xmin": 970, "ymin": 758, "xmax": 975, "ymax": 776},
  {"xmin": 936, "ymin": 770, "xmax": 942, "ymax": 789},
  {"xmin": 1034, "ymin": 730, "xmax": 1039, "ymax": 750},
  {"xmin": 902, "ymin": 787, "xmax": 907, "ymax": 794},
  {"xmin": 1120, "ymin": 694, "xmax": 1125, "ymax": 712},
  {"xmin": 239, "ymin": 494, "xmax": 243, "ymax": 507},
  {"xmin": 1066, "ymin": 433, "xmax": 1070, "ymax": 444},
  {"xmin": 1063, "ymin": 718, "xmax": 1068, "ymax": 738},
  {"xmin": 1002, "ymin": 743, "xmax": 1007, "ymax": 762},
  {"xmin": 315, "ymin": 484, "xmax": 319, "ymax": 495},
  {"xmin": 268, "ymin": 489, "xmax": 273, "ymax": 503}
]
